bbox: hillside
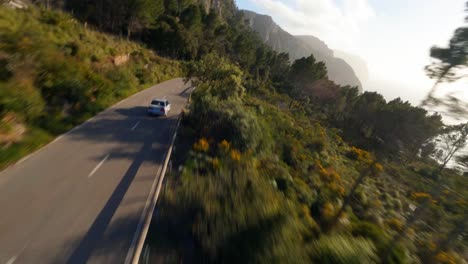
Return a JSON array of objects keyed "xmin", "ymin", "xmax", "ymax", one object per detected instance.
[
  {"xmin": 1, "ymin": 1, "xmax": 467, "ymax": 263},
  {"xmin": 0, "ymin": 4, "xmax": 180, "ymax": 168},
  {"xmin": 243, "ymin": 10, "xmax": 364, "ymax": 90}
]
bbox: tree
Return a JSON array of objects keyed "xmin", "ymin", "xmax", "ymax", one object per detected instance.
[
  {"xmin": 154, "ymin": 0, "xmax": 165, "ymax": 19},
  {"xmin": 432, "ymin": 123, "xmax": 468, "ymax": 174},
  {"xmin": 290, "ymin": 55, "xmax": 328, "ymax": 89},
  {"xmin": 181, "ymin": 4, "xmax": 203, "ymax": 31},
  {"xmin": 288, "ymin": 55, "xmax": 328, "ymax": 107},
  {"xmin": 338, "ymin": 93, "xmax": 443, "ymax": 156},
  {"xmin": 164, "ymin": 0, "xmax": 179, "ymax": 15},
  {"xmin": 125, "ymin": 0, "xmax": 158, "ymax": 39},
  {"xmin": 423, "ymin": 2, "xmax": 468, "ymax": 113},
  {"xmin": 424, "ymin": 27, "xmax": 468, "ymax": 93},
  {"xmin": 184, "ymin": 53, "xmax": 245, "ymax": 101}
]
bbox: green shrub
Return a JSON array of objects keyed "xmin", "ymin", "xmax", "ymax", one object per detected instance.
[
  {"xmin": 0, "ymin": 127, "xmax": 51, "ymax": 165},
  {"xmin": 0, "ymin": 81, "xmax": 45, "ymax": 121},
  {"xmin": 393, "ymin": 199, "xmax": 403, "ymax": 211},
  {"xmin": 282, "ymin": 142, "xmax": 298, "ymax": 166},
  {"xmin": 62, "ymin": 42, "xmax": 80, "ymax": 56},
  {"xmin": 90, "ymin": 54, "xmax": 100, "ymax": 62},
  {"xmin": 383, "ymin": 244, "xmax": 411, "ymax": 264},
  {"xmin": 351, "ymin": 222, "xmax": 388, "ymax": 249},
  {"xmin": 177, "ymin": 162, "xmax": 309, "ymax": 263},
  {"xmin": 307, "ymin": 139, "xmax": 326, "ymax": 153},
  {"xmin": 39, "ymin": 9, "xmax": 61, "ymax": 25},
  {"xmin": 310, "ymin": 235, "xmax": 378, "ymax": 264},
  {"xmin": 0, "ymin": 57, "xmax": 12, "ymax": 81},
  {"xmin": 346, "ymin": 149, "xmax": 359, "ymax": 160},
  {"xmin": 191, "ymin": 98, "xmax": 267, "ymax": 152}
]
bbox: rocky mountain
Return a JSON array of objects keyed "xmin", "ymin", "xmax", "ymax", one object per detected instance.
[
  {"xmin": 334, "ymin": 50, "xmax": 369, "ymax": 83},
  {"xmin": 242, "ymin": 10, "xmax": 365, "ymax": 90}
]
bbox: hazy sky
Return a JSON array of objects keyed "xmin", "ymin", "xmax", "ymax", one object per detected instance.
[{"xmin": 235, "ymin": 0, "xmax": 467, "ymax": 106}]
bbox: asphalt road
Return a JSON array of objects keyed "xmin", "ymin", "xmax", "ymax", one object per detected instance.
[{"xmin": 0, "ymin": 78, "xmax": 191, "ymax": 264}]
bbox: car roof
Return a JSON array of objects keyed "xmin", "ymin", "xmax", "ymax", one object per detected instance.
[{"xmin": 152, "ymin": 98, "xmax": 167, "ymax": 102}]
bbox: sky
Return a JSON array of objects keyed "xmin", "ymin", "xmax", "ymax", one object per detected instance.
[{"xmin": 235, "ymin": 0, "xmax": 468, "ymax": 110}]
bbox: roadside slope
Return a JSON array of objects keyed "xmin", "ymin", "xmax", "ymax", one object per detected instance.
[{"xmin": 0, "ymin": 5, "xmax": 180, "ymax": 169}]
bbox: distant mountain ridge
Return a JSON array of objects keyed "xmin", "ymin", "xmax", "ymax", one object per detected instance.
[{"xmin": 242, "ymin": 10, "xmax": 367, "ymax": 90}]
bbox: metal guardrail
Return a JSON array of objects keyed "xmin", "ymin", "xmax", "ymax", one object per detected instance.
[
  {"xmin": 126, "ymin": 85, "xmax": 193, "ymax": 264},
  {"xmin": 125, "ymin": 111, "xmax": 184, "ymax": 264}
]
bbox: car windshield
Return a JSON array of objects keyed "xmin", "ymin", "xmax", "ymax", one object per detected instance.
[{"xmin": 151, "ymin": 100, "xmax": 165, "ymax": 106}]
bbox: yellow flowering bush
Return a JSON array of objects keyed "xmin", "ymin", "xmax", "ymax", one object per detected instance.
[
  {"xmin": 428, "ymin": 241, "xmax": 437, "ymax": 251},
  {"xmin": 218, "ymin": 139, "xmax": 230, "ymax": 152},
  {"xmin": 328, "ymin": 182, "xmax": 345, "ymax": 195},
  {"xmin": 411, "ymin": 192, "xmax": 431, "ymax": 199},
  {"xmin": 456, "ymin": 199, "xmax": 467, "ymax": 206},
  {"xmin": 322, "ymin": 202, "xmax": 335, "ymax": 219},
  {"xmin": 193, "ymin": 138, "xmax": 209, "ymax": 152},
  {"xmin": 372, "ymin": 200, "xmax": 382, "ymax": 209},
  {"xmin": 230, "ymin": 149, "xmax": 241, "ymax": 162},
  {"xmin": 387, "ymin": 218, "xmax": 403, "ymax": 231},
  {"xmin": 315, "ymin": 162, "xmax": 345, "ymax": 197},
  {"xmin": 372, "ymin": 162, "xmax": 384, "ymax": 174},
  {"xmin": 435, "ymin": 252, "xmax": 456, "ymax": 264},
  {"xmin": 411, "ymin": 192, "xmax": 435, "ymax": 204},
  {"xmin": 347, "ymin": 146, "xmax": 371, "ymax": 162},
  {"xmin": 406, "ymin": 228, "xmax": 415, "ymax": 238},
  {"xmin": 211, "ymin": 158, "xmax": 220, "ymax": 169}
]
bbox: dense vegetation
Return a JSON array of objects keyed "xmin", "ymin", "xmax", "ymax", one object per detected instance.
[
  {"xmin": 108, "ymin": 1, "xmax": 468, "ymax": 264},
  {"xmin": 149, "ymin": 53, "xmax": 467, "ymax": 263},
  {"xmin": 2, "ymin": 0, "xmax": 467, "ymax": 263},
  {"xmin": 0, "ymin": 5, "xmax": 180, "ymax": 168}
]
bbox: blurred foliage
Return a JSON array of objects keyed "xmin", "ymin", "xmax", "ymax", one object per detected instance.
[
  {"xmin": 310, "ymin": 235, "xmax": 378, "ymax": 264},
  {"xmin": 423, "ymin": 1, "xmax": 468, "ymax": 118}
]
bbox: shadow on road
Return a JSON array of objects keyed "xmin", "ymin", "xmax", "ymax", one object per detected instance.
[
  {"xmin": 63, "ymin": 106, "xmax": 180, "ymax": 263},
  {"xmin": 66, "ymin": 139, "xmax": 151, "ymax": 263}
]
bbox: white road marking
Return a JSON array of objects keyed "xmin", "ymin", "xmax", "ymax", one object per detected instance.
[
  {"xmin": 52, "ymin": 135, "xmax": 63, "ymax": 143},
  {"xmin": 131, "ymin": 122, "xmax": 140, "ymax": 131},
  {"xmin": 16, "ymin": 156, "xmax": 31, "ymax": 165},
  {"xmin": 88, "ymin": 154, "xmax": 110, "ymax": 178},
  {"xmin": 6, "ymin": 256, "xmax": 17, "ymax": 264}
]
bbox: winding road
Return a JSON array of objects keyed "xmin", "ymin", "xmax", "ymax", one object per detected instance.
[{"xmin": 0, "ymin": 78, "xmax": 190, "ymax": 264}]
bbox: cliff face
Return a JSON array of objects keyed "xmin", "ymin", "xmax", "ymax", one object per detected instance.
[
  {"xmin": 199, "ymin": 0, "xmax": 236, "ymax": 18},
  {"xmin": 242, "ymin": 10, "xmax": 365, "ymax": 90},
  {"xmin": 333, "ymin": 50, "xmax": 369, "ymax": 82}
]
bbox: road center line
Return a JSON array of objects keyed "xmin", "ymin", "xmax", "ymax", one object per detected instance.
[
  {"xmin": 131, "ymin": 121, "xmax": 140, "ymax": 131},
  {"xmin": 88, "ymin": 154, "xmax": 110, "ymax": 178}
]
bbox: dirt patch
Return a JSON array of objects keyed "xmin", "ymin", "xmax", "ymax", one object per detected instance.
[
  {"xmin": 113, "ymin": 53, "xmax": 130, "ymax": 66},
  {"xmin": 0, "ymin": 113, "xmax": 26, "ymax": 147}
]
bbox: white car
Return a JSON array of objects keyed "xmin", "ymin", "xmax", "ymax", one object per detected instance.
[{"xmin": 147, "ymin": 98, "xmax": 171, "ymax": 116}]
